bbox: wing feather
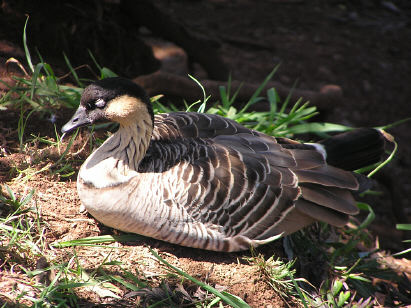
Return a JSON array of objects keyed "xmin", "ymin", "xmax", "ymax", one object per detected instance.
[
  {"xmin": 294, "ymin": 165, "xmax": 359, "ymax": 189},
  {"xmin": 300, "ymin": 183, "xmax": 359, "ymax": 215},
  {"xmin": 295, "ymin": 199, "xmax": 349, "ymax": 227},
  {"xmin": 135, "ymin": 112, "xmax": 363, "ymax": 250}
]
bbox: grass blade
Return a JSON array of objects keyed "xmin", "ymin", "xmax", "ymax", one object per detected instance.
[
  {"xmin": 367, "ymin": 139, "xmax": 397, "ymax": 178},
  {"xmin": 30, "ymin": 63, "xmax": 44, "ymax": 99},
  {"xmin": 378, "ymin": 117, "xmax": 411, "ymax": 131},
  {"xmin": 187, "ymin": 74, "xmax": 209, "ymax": 113},
  {"xmin": 286, "ymin": 122, "xmax": 352, "ymax": 135},
  {"xmin": 396, "ymin": 224, "xmax": 411, "ymax": 231},
  {"xmin": 267, "ymin": 87, "xmax": 278, "ymax": 123},
  {"xmin": 53, "ymin": 128, "xmax": 79, "ymax": 167},
  {"xmin": 290, "ymin": 273, "xmax": 309, "ymax": 308},
  {"xmin": 63, "ymin": 53, "xmax": 83, "ymax": 87},
  {"xmin": 23, "ymin": 16, "xmax": 34, "ymax": 74},
  {"xmin": 52, "ymin": 234, "xmax": 143, "ymax": 248},
  {"xmin": 354, "ymin": 202, "xmax": 376, "ymax": 230},
  {"xmin": 278, "ymin": 79, "xmax": 296, "ymax": 115},
  {"xmin": 149, "ymin": 248, "xmax": 251, "ymax": 308},
  {"xmin": 239, "ymin": 64, "xmax": 280, "ymax": 115}
]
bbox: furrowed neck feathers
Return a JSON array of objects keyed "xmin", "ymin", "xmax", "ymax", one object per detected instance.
[{"xmin": 79, "ymin": 98, "xmax": 153, "ymax": 189}]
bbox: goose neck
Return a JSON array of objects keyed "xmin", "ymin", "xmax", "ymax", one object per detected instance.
[{"xmin": 117, "ymin": 120, "xmax": 153, "ymax": 170}]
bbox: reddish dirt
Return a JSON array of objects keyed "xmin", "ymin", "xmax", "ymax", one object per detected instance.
[{"xmin": 1, "ymin": 1, "xmax": 410, "ymax": 307}]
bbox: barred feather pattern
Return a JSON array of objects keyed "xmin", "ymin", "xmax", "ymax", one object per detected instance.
[{"xmin": 78, "ymin": 112, "xmax": 361, "ymax": 251}]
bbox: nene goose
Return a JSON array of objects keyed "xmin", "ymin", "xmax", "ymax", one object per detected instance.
[{"xmin": 62, "ymin": 77, "xmax": 386, "ymax": 252}]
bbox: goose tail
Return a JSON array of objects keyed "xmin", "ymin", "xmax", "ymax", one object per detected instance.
[{"xmin": 319, "ymin": 128, "xmax": 387, "ymax": 172}]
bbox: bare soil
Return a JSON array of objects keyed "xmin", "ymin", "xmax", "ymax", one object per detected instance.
[{"xmin": 0, "ymin": 1, "xmax": 410, "ymax": 307}]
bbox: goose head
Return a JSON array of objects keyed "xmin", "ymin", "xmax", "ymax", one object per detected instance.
[{"xmin": 62, "ymin": 77, "xmax": 153, "ymax": 134}]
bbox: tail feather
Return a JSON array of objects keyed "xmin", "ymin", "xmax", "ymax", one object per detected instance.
[{"xmin": 319, "ymin": 128, "xmax": 386, "ymax": 171}]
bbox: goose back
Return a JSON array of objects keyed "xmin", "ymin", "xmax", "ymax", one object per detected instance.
[{"xmin": 79, "ymin": 112, "xmax": 362, "ymax": 251}]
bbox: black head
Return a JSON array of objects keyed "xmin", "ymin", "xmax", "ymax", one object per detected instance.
[{"xmin": 62, "ymin": 77, "xmax": 153, "ymax": 134}]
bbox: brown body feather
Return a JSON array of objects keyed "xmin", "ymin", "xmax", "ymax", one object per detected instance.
[
  {"xmin": 83, "ymin": 111, "xmax": 369, "ymax": 251},
  {"xmin": 65, "ymin": 78, "xmax": 386, "ymax": 252}
]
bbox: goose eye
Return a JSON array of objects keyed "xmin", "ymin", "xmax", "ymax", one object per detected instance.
[
  {"xmin": 95, "ymin": 98, "xmax": 106, "ymax": 108},
  {"xmin": 85, "ymin": 102, "xmax": 94, "ymax": 110}
]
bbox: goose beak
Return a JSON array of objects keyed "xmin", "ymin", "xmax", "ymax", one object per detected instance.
[{"xmin": 62, "ymin": 106, "xmax": 91, "ymax": 134}]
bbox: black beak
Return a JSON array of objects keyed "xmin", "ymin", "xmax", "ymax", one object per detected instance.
[{"xmin": 62, "ymin": 106, "xmax": 91, "ymax": 134}]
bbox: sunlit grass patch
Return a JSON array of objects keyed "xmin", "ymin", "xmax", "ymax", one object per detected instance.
[
  {"xmin": 52, "ymin": 235, "xmax": 252, "ymax": 307},
  {"xmin": 0, "ymin": 185, "xmax": 43, "ymax": 263}
]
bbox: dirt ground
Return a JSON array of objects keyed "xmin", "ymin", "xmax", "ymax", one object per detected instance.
[{"xmin": 0, "ymin": 0, "xmax": 411, "ymax": 307}]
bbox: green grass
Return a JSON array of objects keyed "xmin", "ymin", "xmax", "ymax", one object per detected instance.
[
  {"xmin": 51, "ymin": 235, "xmax": 251, "ymax": 307},
  {"xmin": 394, "ymin": 224, "xmax": 411, "ymax": 256},
  {"xmin": 288, "ymin": 214, "xmax": 403, "ymax": 307},
  {"xmin": 0, "ymin": 20, "xmax": 116, "ymax": 182},
  {"xmin": 244, "ymin": 248, "xmax": 308, "ymax": 304},
  {"xmin": 153, "ymin": 67, "xmax": 353, "ymax": 140},
  {"xmin": 0, "ymin": 185, "xmax": 44, "ymax": 262}
]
